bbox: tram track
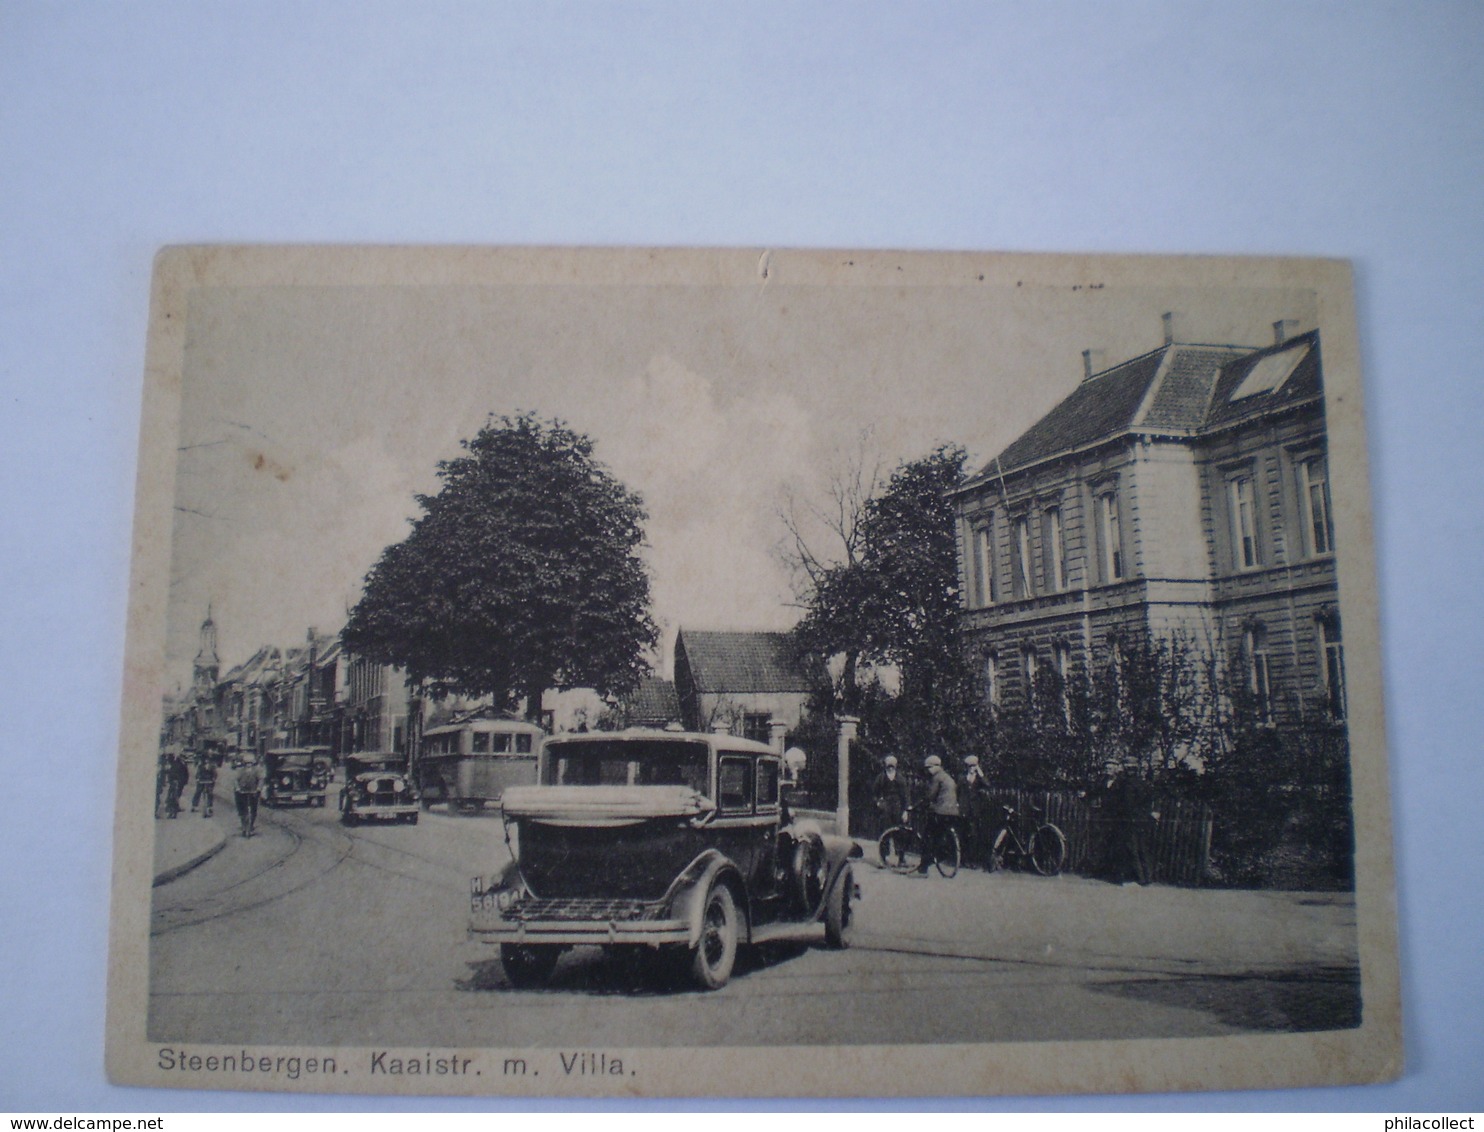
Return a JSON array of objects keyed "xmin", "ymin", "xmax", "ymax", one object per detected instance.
[{"xmin": 150, "ymin": 804, "xmax": 497, "ymax": 936}]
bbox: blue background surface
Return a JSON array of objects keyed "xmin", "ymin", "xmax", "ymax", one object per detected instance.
[{"xmin": 1, "ymin": 1, "xmax": 1480, "ymax": 1112}]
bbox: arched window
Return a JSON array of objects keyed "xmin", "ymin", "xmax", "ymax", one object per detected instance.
[
  {"xmin": 984, "ymin": 652, "xmax": 1000, "ymax": 710},
  {"xmin": 1299, "ymin": 455, "xmax": 1335, "ymax": 557},
  {"xmin": 1044, "ymin": 506, "xmax": 1067, "ymax": 591},
  {"xmin": 1022, "ymin": 645, "xmax": 1039, "ymax": 713},
  {"xmin": 1053, "ymin": 641, "xmax": 1072, "ymax": 725},
  {"xmin": 1318, "ymin": 614, "xmax": 1346, "ymax": 721},
  {"xmin": 975, "ymin": 519, "xmax": 997, "ymax": 606},
  {"xmin": 1097, "ymin": 492, "xmax": 1124, "ymax": 581},
  {"xmin": 1243, "ymin": 624, "xmax": 1273, "ymax": 723},
  {"xmin": 1014, "ymin": 516, "xmax": 1034, "ymax": 598}
]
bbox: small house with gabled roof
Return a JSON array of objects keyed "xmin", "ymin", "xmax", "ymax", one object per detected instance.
[{"xmin": 672, "ymin": 628, "xmax": 817, "ymax": 743}]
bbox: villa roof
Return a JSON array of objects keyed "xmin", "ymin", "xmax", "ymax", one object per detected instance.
[{"xmin": 969, "ymin": 334, "xmax": 1322, "ymax": 485}]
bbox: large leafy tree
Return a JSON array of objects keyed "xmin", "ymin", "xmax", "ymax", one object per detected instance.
[
  {"xmin": 343, "ymin": 414, "xmax": 657, "ymax": 718},
  {"xmin": 794, "ymin": 443, "xmax": 983, "ymax": 752}
]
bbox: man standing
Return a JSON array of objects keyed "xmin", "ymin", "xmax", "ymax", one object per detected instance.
[
  {"xmin": 1105, "ymin": 771, "xmax": 1154, "ymax": 886},
  {"xmin": 958, "ymin": 754, "xmax": 993, "ymax": 867},
  {"xmin": 192, "ymin": 754, "xmax": 218, "ymax": 818},
  {"xmin": 232, "ymin": 755, "xmax": 263, "ymax": 838},
  {"xmin": 917, "ymin": 754, "xmax": 959, "ymax": 875},
  {"xmin": 871, "ymin": 755, "xmax": 911, "ymax": 838},
  {"xmin": 163, "ymin": 752, "xmax": 190, "ymax": 819}
]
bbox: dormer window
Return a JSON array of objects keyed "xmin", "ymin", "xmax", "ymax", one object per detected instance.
[{"xmin": 1230, "ymin": 343, "xmax": 1309, "ymax": 401}]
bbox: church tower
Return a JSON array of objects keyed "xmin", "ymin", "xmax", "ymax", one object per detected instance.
[{"xmin": 193, "ymin": 604, "xmax": 220, "ymax": 693}]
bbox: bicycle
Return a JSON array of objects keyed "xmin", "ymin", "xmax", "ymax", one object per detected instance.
[
  {"xmin": 877, "ymin": 805, "xmax": 962, "ymax": 878},
  {"xmin": 986, "ymin": 803, "xmax": 1067, "ymax": 876}
]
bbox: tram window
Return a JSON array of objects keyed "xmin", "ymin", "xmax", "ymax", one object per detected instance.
[
  {"xmin": 472, "ymin": 731, "xmax": 490, "ymax": 753},
  {"xmin": 516, "ymin": 733, "xmax": 533, "ymax": 753}
]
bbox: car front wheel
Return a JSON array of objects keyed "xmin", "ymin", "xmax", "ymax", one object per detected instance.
[
  {"xmin": 824, "ymin": 865, "xmax": 855, "ymax": 949},
  {"xmin": 689, "ymin": 883, "xmax": 739, "ymax": 990}
]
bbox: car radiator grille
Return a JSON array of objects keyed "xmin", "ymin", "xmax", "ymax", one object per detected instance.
[{"xmin": 510, "ymin": 896, "xmax": 668, "ymax": 923}]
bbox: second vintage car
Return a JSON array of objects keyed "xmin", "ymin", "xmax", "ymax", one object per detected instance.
[
  {"xmin": 262, "ymin": 747, "xmax": 331, "ymax": 807},
  {"xmin": 468, "ymin": 729, "xmax": 862, "ymax": 990},
  {"xmin": 339, "ymin": 753, "xmax": 420, "ymax": 825}
]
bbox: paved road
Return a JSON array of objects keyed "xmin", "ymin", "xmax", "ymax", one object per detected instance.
[{"xmin": 149, "ymin": 800, "xmax": 1360, "ymax": 1048}]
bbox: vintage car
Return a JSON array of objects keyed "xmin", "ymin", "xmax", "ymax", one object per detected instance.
[
  {"xmin": 339, "ymin": 753, "xmax": 420, "ymax": 825},
  {"xmin": 468, "ymin": 730, "xmax": 862, "ymax": 990},
  {"xmin": 262, "ymin": 747, "xmax": 331, "ymax": 807}
]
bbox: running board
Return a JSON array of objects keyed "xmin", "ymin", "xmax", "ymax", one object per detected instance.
[{"xmin": 749, "ymin": 921, "xmax": 827, "ymax": 946}]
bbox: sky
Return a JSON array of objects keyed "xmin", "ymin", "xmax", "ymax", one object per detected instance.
[{"xmin": 165, "ymin": 271, "xmax": 1319, "ymax": 687}]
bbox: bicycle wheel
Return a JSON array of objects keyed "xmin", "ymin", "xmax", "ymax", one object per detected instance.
[
  {"xmin": 878, "ymin": 826, "xmax": 920, "ymax": 873},
  {"xmin": 1030, "ymin": 823, "xmax": 1067, "ymax": 876},
  {"xmin": 934, "ymin": 825, "xmax": 961, "ymax": 878}
]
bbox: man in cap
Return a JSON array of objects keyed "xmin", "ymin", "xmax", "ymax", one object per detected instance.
[
  {"xmin": 916, "ymin": 754, "xmax": 959, "ymax": 874},
  {"xmin": 958, "ymin": 754, "xmax": 993, "ymax": 867},
  {"xmin": 871, "ymin": 754, "xmax": 911, "ymax": 839},
  {"xmin": 232, "ymin": 754, "xmax": 263, "ymax": 838}
]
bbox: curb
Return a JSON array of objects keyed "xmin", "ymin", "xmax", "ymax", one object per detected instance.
[{"xmin": 152, "ymin": 829, "xmax": 228, "ymax": 887}]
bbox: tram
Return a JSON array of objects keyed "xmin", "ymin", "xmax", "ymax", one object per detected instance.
[{"xmin": 416, "ymin": 717, "xmax": 544, "ymax": 811}]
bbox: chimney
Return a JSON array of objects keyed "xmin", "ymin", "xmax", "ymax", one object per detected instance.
[
  {"xmin": 1273, "ymin": 318, "xmax": 1300, "ymax": 346},
  {"xmin": 1082, "ymin": 348, "xmax": 1107, "ymax": 381},
  {"xmin": 1162, "ymin": 311, "xmax": 1177, "ymax": 345}
]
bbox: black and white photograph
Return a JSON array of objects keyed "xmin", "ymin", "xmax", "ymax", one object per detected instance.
[{"xmin": 106, "ymin": 246, "xmax": 1399, "ymax": 1097}]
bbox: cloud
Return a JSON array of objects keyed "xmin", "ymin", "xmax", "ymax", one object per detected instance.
[{"xmin": 598, "ymin": 354, "xmax": 815, "ymax": 640}]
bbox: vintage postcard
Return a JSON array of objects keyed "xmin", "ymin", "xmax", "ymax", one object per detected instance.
[{"xmin": 108, "ymin": 246, "xmax": 1401, "ymax": 1097}]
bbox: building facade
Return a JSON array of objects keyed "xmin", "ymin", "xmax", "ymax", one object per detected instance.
[{"xmin": 950, "ymin": 321, "xmax": 1344, "ymax": 743}]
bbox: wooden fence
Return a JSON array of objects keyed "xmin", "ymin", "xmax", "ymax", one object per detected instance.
[{"xmin": 978, "ymin": 788, "xmax": 1213, "ymax": 886}]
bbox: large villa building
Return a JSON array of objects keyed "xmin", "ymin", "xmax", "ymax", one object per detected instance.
[{"xmin": 950, "ymin": 316, "xmax": 1344, "ymax": 732}]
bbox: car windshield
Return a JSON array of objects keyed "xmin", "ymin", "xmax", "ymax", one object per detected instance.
[{"xmin": 543, "ymin": 739, "xmax": 709, "ymax": 793}]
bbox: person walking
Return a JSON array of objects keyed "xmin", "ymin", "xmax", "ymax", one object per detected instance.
[
  {"xmin": 232, "ymin": 755, "xmax": 263, "ymax": 838},
  {"xmin": 871, "ymin": 755, "xmax": 911, "ymax": 839},
  {"xmin": 916, "ymin": 754, "xmax": 959, "ymax": 875},
  {"xmin": 192, "ymin": 754, "xmax": 218, "ymax": 818},
  {"xmin": 163, "ymin": 752, "xmax": 190, "ymax": 819},
  {"xmin": 155, "ymin": 755, "xmax": 170, "ymax": 819}
]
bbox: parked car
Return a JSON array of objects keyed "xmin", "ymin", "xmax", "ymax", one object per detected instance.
[
  {"xmin": 262, "ymin": 748, "xmax": 331, "ymax": 807},
  {"xmin": 339, "ymin": 753, "xmax": 419, "ymax": 825},
  {"xmin": 468, "ymin": 730, "xmax": 862, "ymax": 990}
]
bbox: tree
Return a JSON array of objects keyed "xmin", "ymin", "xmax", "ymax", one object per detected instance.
[
  {"xmin": 792, "ymin": 443, "xmax": 987, "ymax": 758},
  {"xmin": 342, "ymin": 414, "xmax": 657, "ymax": 719},
  {"xmin": 778, "ymin": 428, "xmax": 885, "ymax": 711}
]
